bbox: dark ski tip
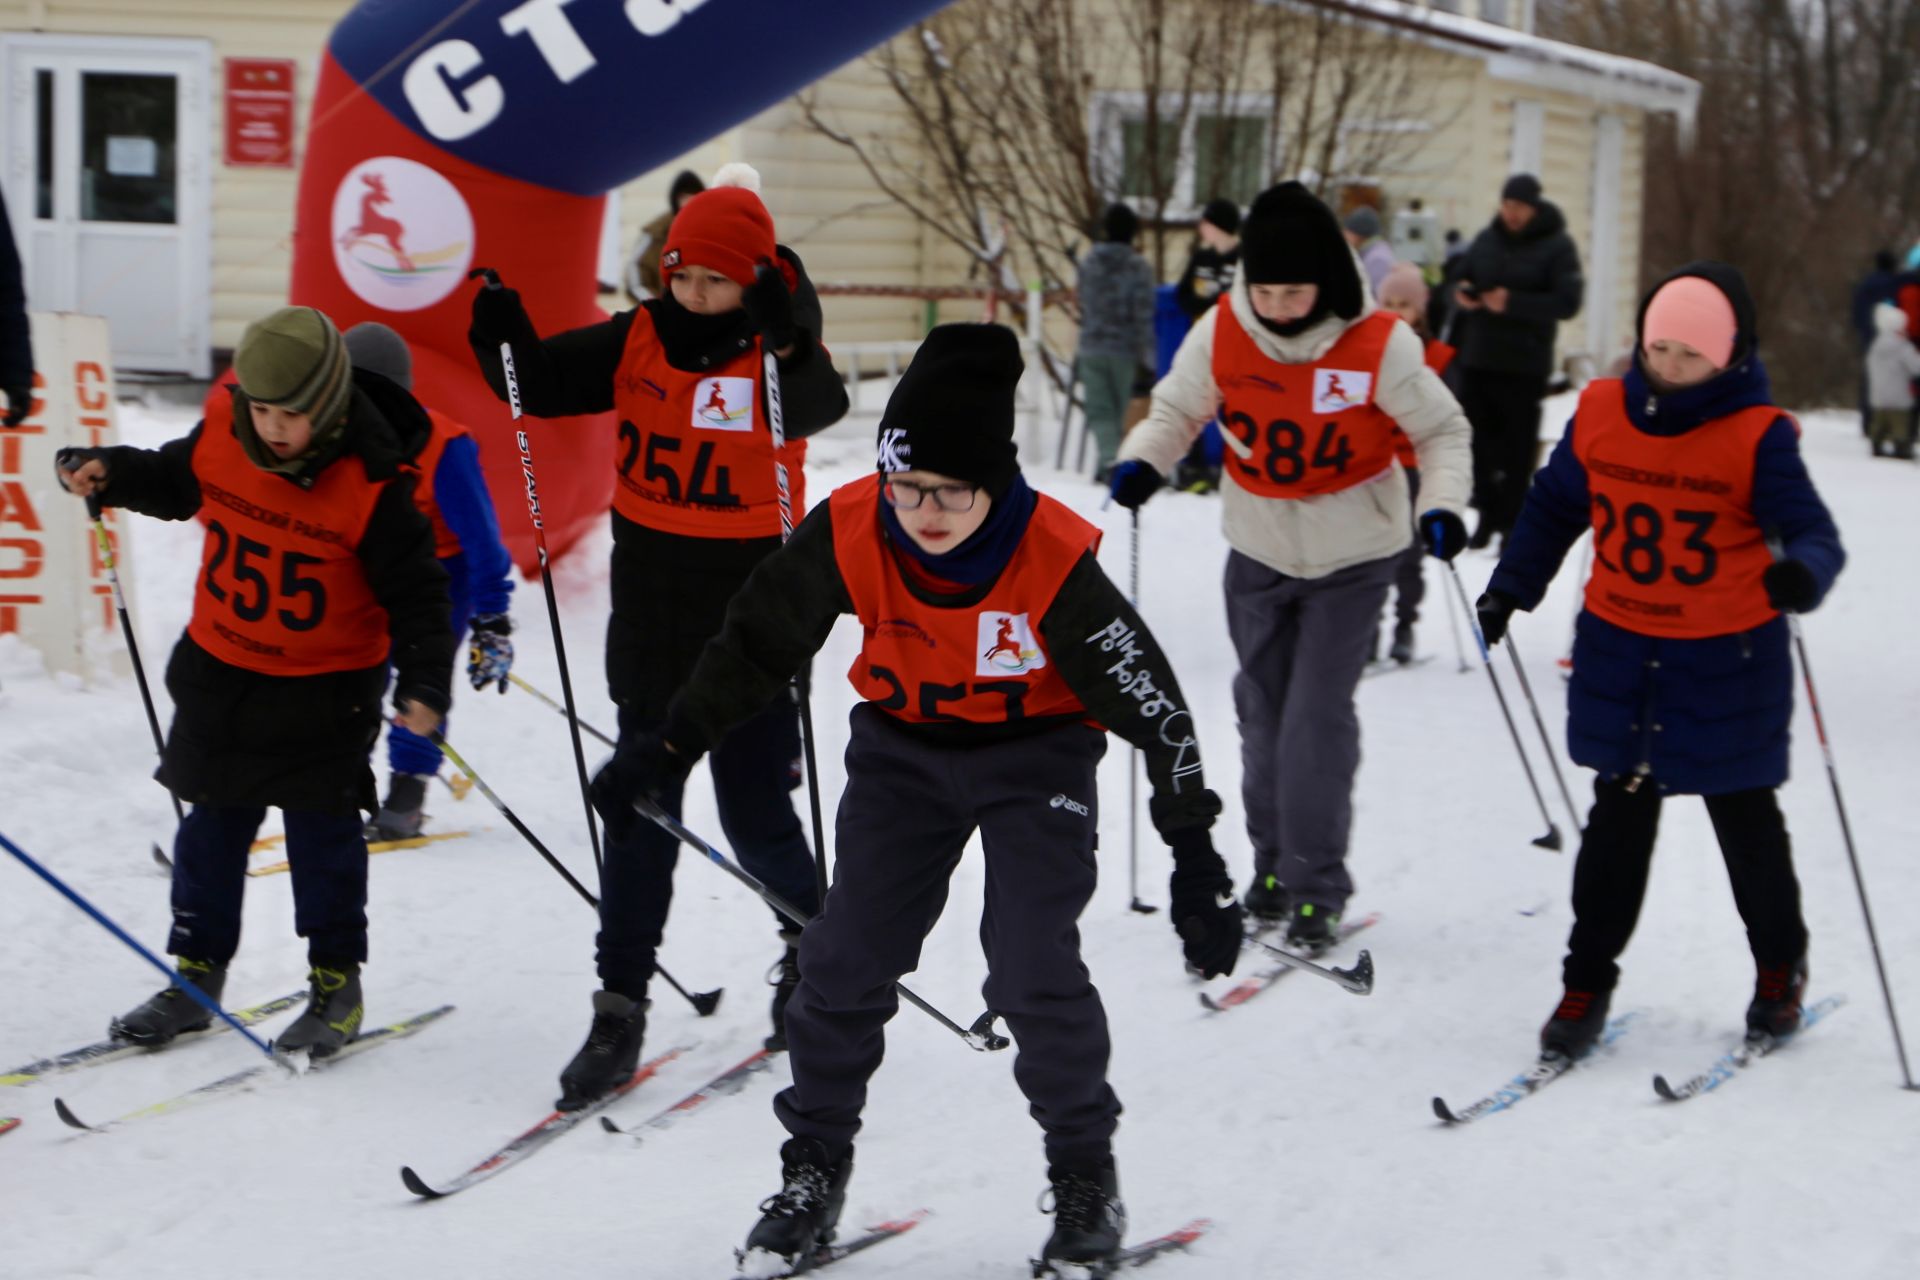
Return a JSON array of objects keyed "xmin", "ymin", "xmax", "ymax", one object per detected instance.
[
  {"xmin": 151, "ymin": 843, "xmax": 171, "ymax": 871},
  {"xmin": 1531, "ymin": 825, "xmax": 1564, "ymax": 852},
  {"xmin": 1652, "ymin": 1074, "xmax": 1681, "ymax": 1102},
  {"xmin": 1431, "ymin": 1096, "xmax": 1461, "ymax": 1124},
  {"xmin": 399, "ymin": 1165, "xmax": 446, "ymax": 1199},
  {"xmin": 53, "ymin": 1097, "xmax": 96, "ymax": 1132}
]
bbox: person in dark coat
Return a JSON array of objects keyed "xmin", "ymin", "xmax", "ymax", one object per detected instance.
[
  {"xmin": 1850, "ymin": 250, "xmax": 1900, "ymax": 434},
  {"xmin": 56, "ymin": 305, "xmax": 455, "ymax": 1059},
  {"xmin": 468, "ymin": 163, "xmax": 849, "ymax": 1110},
  {"xmin": 0, "ymin": 186, "xmax": 32, "ymax": 427},
  {"xmin": 1477, "ymin": 262, "xmax": 1844, "ymax": 1061},
  {"xmin": 1453, "ymin": 174, "xmax": 1584, "ymax": 547}
]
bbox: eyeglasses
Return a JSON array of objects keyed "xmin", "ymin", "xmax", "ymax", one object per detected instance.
[{"xmin": 883, "ymin": 479, "xmax": 979, "ymax": 513}]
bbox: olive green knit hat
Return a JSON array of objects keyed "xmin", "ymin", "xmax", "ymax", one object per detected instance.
[{"xmin": 234, "ymin": 306, "xmax": 353, "ymax": 432}]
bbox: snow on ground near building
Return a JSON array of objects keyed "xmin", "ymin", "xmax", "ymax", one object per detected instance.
[{"xmin": 2, "ymin": 394, "xmax": 1917, "ymax": 1280}]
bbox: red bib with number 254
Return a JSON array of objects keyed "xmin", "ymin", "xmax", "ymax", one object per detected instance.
[
  {"xmin": 1212, "ymin": 303, "xmax": 1401, "ymax": 498},
  {"xmin": 1572, "ymin": 378, "xmax": 1782, "ymax": 639}
]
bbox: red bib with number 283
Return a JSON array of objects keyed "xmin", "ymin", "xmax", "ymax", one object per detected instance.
[
  {"xmin": 1572, "ymin": 378, "xmax": 1782, "ymax": 639},
  {"xmin": 1212, "ymin": 303, "xmax": 1401, "ymax": 498}
]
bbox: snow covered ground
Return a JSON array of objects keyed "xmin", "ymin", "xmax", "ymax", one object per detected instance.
[{"xmin": 3, "ymin": 393, "xmax": 1917, "ymax": 1280}]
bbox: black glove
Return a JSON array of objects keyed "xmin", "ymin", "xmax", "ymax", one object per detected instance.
[
  {"xmin": 1475, "ymin": 589, "xmax": 1519, "ymax": 647},
  {"xmin": 1108, "ymin": 459, "xmax": 1165, "ymax": 510},
  {"xmin": 1763, "ymin": 559, "xmax": 1819, "ymax": 613},
  {"xmin": 1168, "ymin": 831, "xmax": 1242, "ymax": 979},
  {"xmin": 1419, "ymin": 509, "xmax": 1467, "ymax": 561},
  {"xmin": 467, "ymin": 266, "xmax": 526, "ymax": 347},
  {"xmin": 589, "ymin": 732, "xmax": 693, "ymax": 841},
  {"xmin": 2, "ymin": 381, "xmax": 29, "ymax": 428},
  {"xmin": 742, "ymin": 262, "xmax": 798, "ymax": 353},
  {"xmin": 1130, "ymin": 363, "xmax": 1157, "ymax": 397}
]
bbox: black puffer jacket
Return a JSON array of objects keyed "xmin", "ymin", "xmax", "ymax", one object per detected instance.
[
  {"xmin": 83, "ymin": 370, "xmax": 453, "ymax": 814},
  {"xmin": 467, "ymin": 245, "xmax": 849, "ymax": 717},
  {"xmin": 1456, "ymin": 199, "xmax": 1584, "ymax": 379}
]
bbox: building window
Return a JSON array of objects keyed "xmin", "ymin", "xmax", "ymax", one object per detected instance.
[{"xmin": 1095, "ymin": 94, "xmax": 1273, "ymax": 221}]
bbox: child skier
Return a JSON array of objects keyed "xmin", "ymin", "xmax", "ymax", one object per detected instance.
[
  {"xmin": 598, "ymin": 324, "xmax": 1244, "ymax": 1279},
  {"xmin": 1375, "ymin": 262, "xmax": 1457, "ymax": 663},
  {"xmin": 1476, "ymin": 263, "xmax": 1845, "ymax": 1055},
  {"xmin": 57, "ymin": 305, "xmax": 454, "ymax": 1057},
  {"xmin": 1864, "ymin": 301, "xmax": 1920, "ymax": 460},
  {"xmin": 1109, "ymin": 181, "xmax": 1472, "ymax": 952},
  {"xmin": 465, "ymin": 164, "xmax": 847, "ymax": 1108},
  {"xmin": 342, "ymin": 323, "xmax": 516, "ymax": 838}
]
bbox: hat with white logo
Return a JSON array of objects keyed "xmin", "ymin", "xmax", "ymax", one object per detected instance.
[{"xmin": 876, "ymin": 324, "xmax": 1023, "ymax": 498}]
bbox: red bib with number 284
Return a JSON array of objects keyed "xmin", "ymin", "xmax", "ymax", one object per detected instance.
[{"xmin": 1212, "ymin": 303, "xmax": 1401, "ymax": 498}]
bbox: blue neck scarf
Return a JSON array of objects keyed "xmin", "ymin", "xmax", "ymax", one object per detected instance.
[
  {"xmin": 1623, "ymin": 348, "xmax": 1775, "ymax": 437},
  {"xmin": 879, "ymin": 473, "xmax": 1037, "ymax": 588}
]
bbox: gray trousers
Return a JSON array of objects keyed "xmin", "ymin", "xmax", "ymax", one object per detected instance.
[{"xmin": 1226, "ymin": 549, "xmax": 1397, "ymax": 910}]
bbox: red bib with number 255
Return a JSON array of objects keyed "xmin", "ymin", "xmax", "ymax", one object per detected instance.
[
  {"xmin": 1212, "ymin": 303, "xmax": 1401, "ymax": 498},
  {"xmin": 1572, "ymin": 378, "xmax": 1782, "ymax": 639}
]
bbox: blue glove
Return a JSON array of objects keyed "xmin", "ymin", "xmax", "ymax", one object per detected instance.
[
  {"xmin": 1109, "ymin": 459, "xmax": 1165, "ymax": 510},
  {"xmin": 1420, "ymin": 509, "xmax": 1467, "ymax": 561},
  {"xmin": 467, "ymin": 613, "xmax": 513, "ymax": 693}
]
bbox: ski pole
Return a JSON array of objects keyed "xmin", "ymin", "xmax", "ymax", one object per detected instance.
[
  {"xmin": 78, "ymin": 488, "xmax": 184, "ymax": 826},
  {"xmin": 1505, "ymin": 635, "xmax": 1582, "ymax": 837},
  {"xmin": 1438, "ymin": 552, "xmax": 1470, "ymax": 673},
  {"xmin": 1244, "ymin": 935, "xmax": 1375, "ymax": 995},
  {"xmin": 1126, "ymin": 509, "xmax": 1155, "ymax": 915},
  {"xmin": 484, "ymin": 316, "xmax": 603, "ymax": 880},
  {"xmin": 637, "ymin": 799, "xmax": 1011, "ymax": 1053},
  {"xmin": 1763, "ymin": 536, "xmax": 1915, "ymax": 1090},
  {"xmin": 508, "ymin": 672, "xmax": 615, "ymax": 749},
  {"xmin": 1445, "ymin": 562, "xmax": 1562, "ymax": 851},
  {"xmin": 763, "ymin": 340, "xmax": 831, "ymax": 906},
  {"xmin": 433, "ymin": 734, "xmax": 721, "ymax": 1017},
  {"xmin": 0, "ymin": 827, "xmax": 282, "ymax": 1061}
]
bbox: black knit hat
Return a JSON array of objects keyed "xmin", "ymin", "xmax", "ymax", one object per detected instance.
[
  {"xmin": 1501, "ymin": 173, "xmax": 1542, "ymax": 207},
  {"xmin": 1238, "ymin": 181, "xmax": 1363, "ymax": 319},
  {"xmin": 876, "ymin": 324, "xmax": 1022, "ymax": 496},
  {"xmin": 1102, "ymin": 202, "xmax": 1140, "ymax": 244},
  {"xmin": 1200, "ymin": 198, "xmax": 1241, "ymax": 235}
]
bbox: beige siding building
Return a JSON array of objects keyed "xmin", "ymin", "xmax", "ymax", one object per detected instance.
[{"xmin": 0, "ymin": 0, "xmax": 1693, "ymax": 377}]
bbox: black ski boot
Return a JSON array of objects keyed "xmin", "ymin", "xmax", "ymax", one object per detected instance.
[
  {"xmin": 1746, "ymin": 954, "xmax": 1809, "ymax": 1040},
  {"xmin": 737, "ymin": 1136, "xmax": 853, "ymax": 1276},
  {"xmin": 556, "ymin": 990, "xmax": 649, "ymax": 1110},
  {"xmin": 275, "ymin": 964, "xmax": 364, "ymax": 1059},
  {"xmin": 1242, "ymin": 874, "xmax": 1289, "ymax": 924},
  {"xmin": 109, "ymin": 957, "xmax": 227, "ymax": 1046},
  {"xmin": 367, "ymin": 773, "xmax": 429, "ymax": 841},
  {"xmin": 1034, "ymin": 1159, "xmax": 1126, "ymax": 1278},
  {"xmin": 1390, "ymin": 619, "xmax": 1416, "ymax": 664},
  {"xmin": 1540, "ymin": 987, "xmax": 1611, "ymax": 1059},
  {"xmin": 764, "ymin": 929, "xmax": 802, "ymax": 1053},
  {"xmin": 1284, "ymin": 902, "xmax": 1341, "ymax": 956}
]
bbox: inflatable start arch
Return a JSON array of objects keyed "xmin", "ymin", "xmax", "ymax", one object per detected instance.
[{"xmin": 289, "ymin": 0, "xmax": 949, "ymax": 571}]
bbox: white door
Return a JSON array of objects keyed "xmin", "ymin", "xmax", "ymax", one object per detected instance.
[{"xmin": 1, "ymin": 36, "xmax": 211, "ymax": 376}]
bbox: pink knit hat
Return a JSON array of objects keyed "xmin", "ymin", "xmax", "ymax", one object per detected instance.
[{"xmin": 1642, "ymin": 276, "xmax": 1737, "ymax": 369}]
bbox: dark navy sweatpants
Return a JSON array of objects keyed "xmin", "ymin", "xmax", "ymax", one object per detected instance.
[
  {"xmin": 165, "ymin": 805, "xmax": 370, "ymax": 967},
  {"xmin": 594, "ymin": 697, "xmax": 821, "ymax": 998},
  {"xmin": 774, "ymin": 705, "xmax": 1121, "ymax": 1169}
]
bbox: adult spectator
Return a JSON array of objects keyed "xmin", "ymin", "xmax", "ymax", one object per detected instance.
[
  {"xmin": 1342, "ymin": 205, "xmax": 1396, "ymax": 294},
  {"xmin": 1452, "ymin": 173, "xmax": 1583, "ymax": 548},
  {"xmin": 623, "ymin": 169, "xmax": 705, "ymax": 303},
  {"xmin": 1851, "ymin": 250, "xmax": 1900, "ymax": 434},
  {"xmin": 0, "ymin": 186, "xmax": 32, "ymax": 427},
  {"xmin": 1174, "ymin": 198, "xmax": 1241, "ymax": 322},
  {"xmin": 1074, "ymin": 202, "xmax": 1156, "ymax": 480}
]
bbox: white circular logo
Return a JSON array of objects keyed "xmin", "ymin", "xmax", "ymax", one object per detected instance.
[{"xmin": 330, "ymin": 156, "xmax": 473, "ymax": 312}]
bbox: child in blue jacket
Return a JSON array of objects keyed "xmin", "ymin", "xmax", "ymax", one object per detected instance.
[{"xmin": 1476, "ymin": 263, "xmax": 1844, "ymax": 1057}]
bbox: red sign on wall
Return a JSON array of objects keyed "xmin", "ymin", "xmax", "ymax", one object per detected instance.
[{"xmin": 224, "ymin": 58, "xmax": 297, "ymax": 168}]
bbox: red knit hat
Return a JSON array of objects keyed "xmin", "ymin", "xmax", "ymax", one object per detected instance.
[{"xmin": 661, "ymin": 163, "xmax": 783, "ymax": 288}]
